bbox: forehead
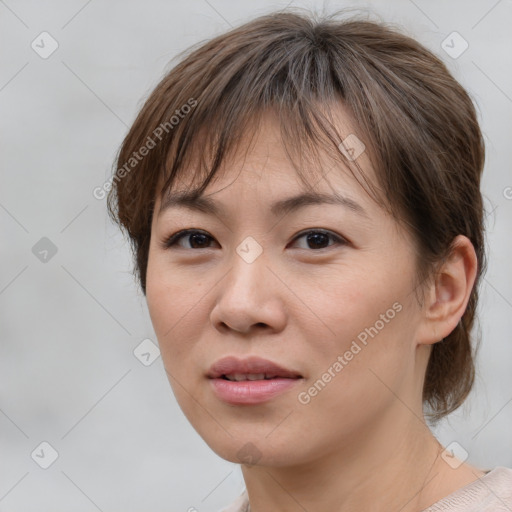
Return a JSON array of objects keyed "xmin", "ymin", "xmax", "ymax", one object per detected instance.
[{"xmin": 155, "ymin": 104, "xmax": 380, "ymax": 211}]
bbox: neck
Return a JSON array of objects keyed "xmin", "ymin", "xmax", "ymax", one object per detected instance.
[{"xmin": 241, "ymin": 407, "xmax": 455, "ymax": 512}]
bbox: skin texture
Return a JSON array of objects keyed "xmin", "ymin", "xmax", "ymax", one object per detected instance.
[{"xmin": 146, "ymin": 108, "xmax": 485, "ymax": 512}]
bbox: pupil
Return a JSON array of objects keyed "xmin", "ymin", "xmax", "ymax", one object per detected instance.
[
  {"xmin": 307, "ymin": 232, "xmax": 329, "ymax": 249},
  {"xmin": 190, "ymin": 233, "xmax": 209, "ymax": 248}
]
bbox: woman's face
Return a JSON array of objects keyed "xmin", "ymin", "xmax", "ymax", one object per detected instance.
[{"xmin": 146, "ymin": 110, "xmax": 430, "ymax": 467}]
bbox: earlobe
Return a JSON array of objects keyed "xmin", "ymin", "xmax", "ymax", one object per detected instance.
[{"xmin": 417, "ymin": 235, "xmax": 477, "ymax": 346}]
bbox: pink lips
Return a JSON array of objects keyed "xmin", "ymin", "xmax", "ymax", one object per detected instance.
[{"xmin": 207, "ymin": 356, "xmax": 303, "ymax": 405}]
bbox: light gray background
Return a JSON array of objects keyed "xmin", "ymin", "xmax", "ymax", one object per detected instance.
[{"xmin": 1, "ymin": 0, "xmax": 511, "ymax": 511}]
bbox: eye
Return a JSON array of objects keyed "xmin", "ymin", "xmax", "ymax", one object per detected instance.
[
  {"xmin": 162, "ymin": 229, "xmax": 218, "ymax": 250},
  {"xmin": 161, "ymin": 228, "xmax": 347, "ymax": 251},
  {"xmin": 289, "ymin": 229, "xmax": 347, "ymax": 250}
]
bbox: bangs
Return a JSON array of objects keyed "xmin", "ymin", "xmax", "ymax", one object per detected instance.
[{"xmin": 158, "ymin": 105, "xmax": 382, "ymax": 210}]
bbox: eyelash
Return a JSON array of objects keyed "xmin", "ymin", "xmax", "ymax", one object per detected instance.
[{"xmin": 161, "ymin": 228, "xmax": 348, "ymax": 251}]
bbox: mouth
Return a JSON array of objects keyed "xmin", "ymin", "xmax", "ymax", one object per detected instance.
[
  {"xmin": 207, "ymin": 355, "xmax": 303, "ymax": 380},
  {"xmin": 219, "ymin": 373, "xmax": 299, "ymax": 381},
  {"xmin": 207, "ymin": 356, "xmax": 303, "ymax": 405}
]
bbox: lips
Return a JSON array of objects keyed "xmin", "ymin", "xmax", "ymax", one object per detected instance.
[
  {"xmin": 207, "ymin": 356, "xmax": 302, "ymax": 381},
  {"xmin": 207, "ymin": 356, "xmax": 303, "ymax": 405}
]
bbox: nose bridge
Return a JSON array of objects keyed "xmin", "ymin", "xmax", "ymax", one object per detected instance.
[
  {"xmin": 225, "ymin": 239, "xmax": 268, "ymax": 301},
  {"xmin": 210, "ymin": 239, "xmax": 286, "ymax": 333}
]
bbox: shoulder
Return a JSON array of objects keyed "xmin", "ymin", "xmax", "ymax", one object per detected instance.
[
  {"xmin": 486, "ymin": 466, "xmax": 512, "ymax": 504},
  {"xmin": 469, "ymin": 466, "xmax": 512, "ymax": 505},
  {"xmin": 423, "ymin": 466, "xmax": 512, "ymax": 512}
]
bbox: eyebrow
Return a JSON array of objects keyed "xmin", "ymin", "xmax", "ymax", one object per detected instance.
[{"xmin": 158, "ymin": 189, "xmax": 369, "ymax": 219}]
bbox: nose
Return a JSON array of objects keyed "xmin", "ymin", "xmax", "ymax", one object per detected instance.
[{"xmin": 209, "ymin": 249, "xmax": 287, "ymax": 335}]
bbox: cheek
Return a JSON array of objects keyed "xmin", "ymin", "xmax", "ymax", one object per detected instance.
[
  {"xmin": 293, "ymin": 261, "xmax": 416, "ymax": 396},
  {"xmin": 145, "ymin": 255, "xmax": 169, "ymax": 336},
  {"xmin": 146, "ymin": 252, "xmax": 187, "ymax": 346},
  {"xmin": 296, "ymin": 306, "xmax": 414, "ymax": 435},
  {"xmin": 292, "ymin": 263, "xmax": 399, "ymax": 347},
  {"xmin": 145, "ymin": 252, "xmax": 212, "ymax": 365}
]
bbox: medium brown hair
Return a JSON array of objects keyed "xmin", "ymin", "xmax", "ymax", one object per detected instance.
[{"xmin": 107, "ymin": 9, "xmax": 487, "ymax": 423}]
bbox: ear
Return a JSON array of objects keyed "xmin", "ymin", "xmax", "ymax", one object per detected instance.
[{"xmin": 416, "ymin": 235, "xmax": 478, "ymax": 346}]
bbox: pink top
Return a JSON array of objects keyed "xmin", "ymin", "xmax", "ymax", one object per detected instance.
[{"xmin": 219, "ymin": 467, "xmax": 512, "ymax": 512}]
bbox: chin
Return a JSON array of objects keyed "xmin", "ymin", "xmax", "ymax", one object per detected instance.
[{"xmin": 197, "ymin": 428, "xmax": 304, "ymax": 468}]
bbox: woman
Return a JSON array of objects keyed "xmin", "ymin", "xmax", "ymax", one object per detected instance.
[{"xmin": 107, "ymin": 9, "xmax": 512, "ymax": 512}]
